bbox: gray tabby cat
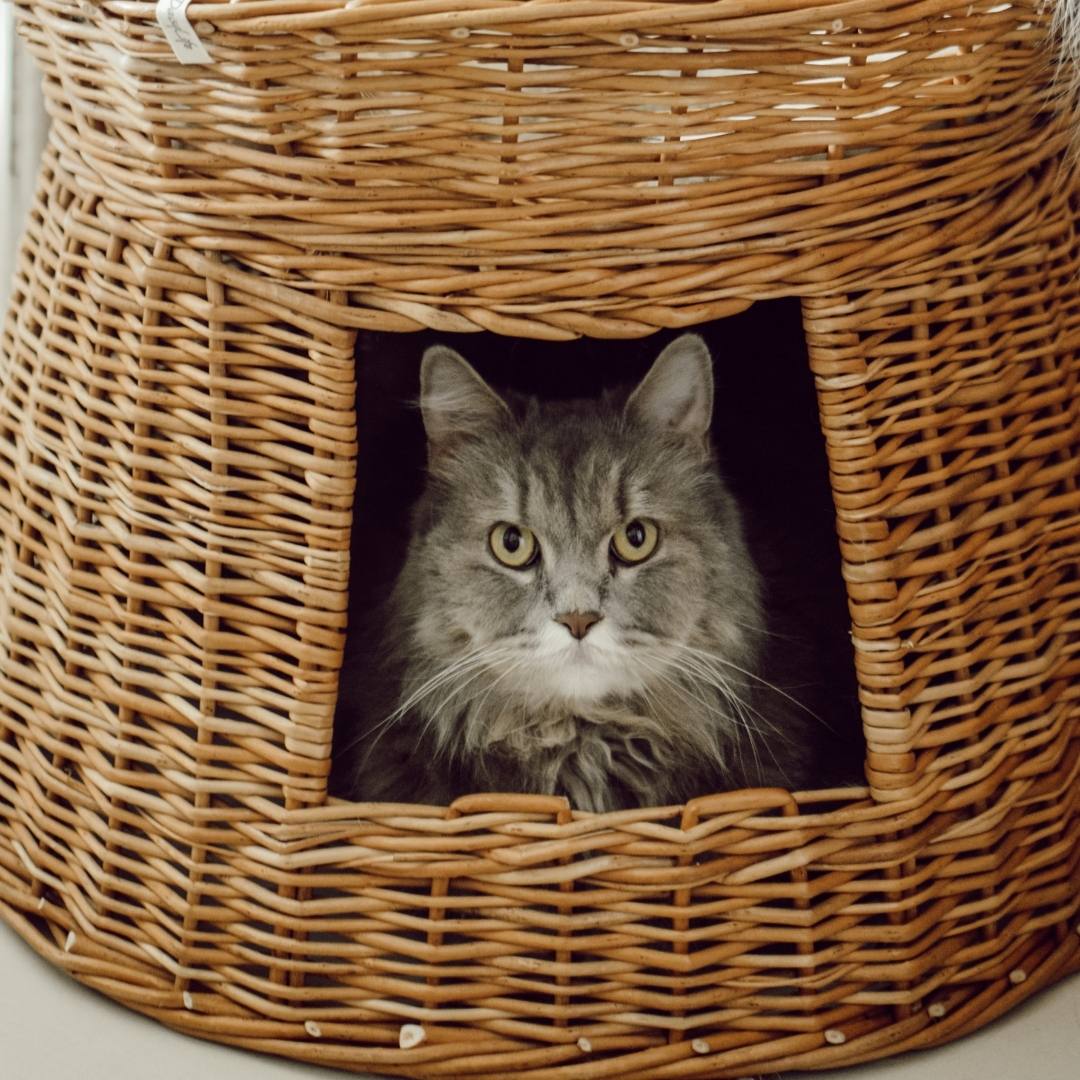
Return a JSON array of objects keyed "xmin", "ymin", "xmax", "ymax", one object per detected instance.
[{"xmin": 338, "ymin": 334, "xmax": 819, "ymax": 812}]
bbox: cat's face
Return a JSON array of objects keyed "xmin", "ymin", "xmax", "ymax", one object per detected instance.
[{"xmin": 397, "ymin": 336, "xmax": 763, "ymax": 718}]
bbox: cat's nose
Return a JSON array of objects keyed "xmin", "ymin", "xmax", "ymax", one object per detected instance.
[{"xmin": 555, "ymin": 610, "xmax": 603, "ymax": 641}]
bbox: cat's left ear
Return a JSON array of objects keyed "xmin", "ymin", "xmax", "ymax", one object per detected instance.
[
  {"xmin": 626, "ymin": 334, "xmax": 714, "ymax": 440},
  {"xmin": 420, "ymin": 344, "xmax": 511, "ymax": 451}
]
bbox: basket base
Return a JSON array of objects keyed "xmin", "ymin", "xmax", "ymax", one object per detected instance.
[{"xmin": 2, "ymin": 876, "xmax": 1078, "ymax": 1078}]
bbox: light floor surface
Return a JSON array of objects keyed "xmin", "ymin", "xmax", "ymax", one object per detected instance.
[{"xmin": 2, "ymin": 924, "xmax": 1077, "ymax": 1080}]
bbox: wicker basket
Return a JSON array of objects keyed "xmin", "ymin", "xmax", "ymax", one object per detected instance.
[{"xmin": 0, "ymin": 1, "xmax": 1077, "ymax": 1076}]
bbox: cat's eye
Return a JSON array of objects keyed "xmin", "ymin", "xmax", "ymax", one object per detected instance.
[
  {"xmin": 489, "ymin": 522, "xmax": 539, "ymax": 569},
  {"xmin": 611, "ymin": 518, "xmax": 660, "ymax": 565}
]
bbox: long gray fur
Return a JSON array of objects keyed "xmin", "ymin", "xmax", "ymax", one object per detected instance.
[{"xmin": 338, "ymin": 335, "xmax": 817, "ymax": 812}]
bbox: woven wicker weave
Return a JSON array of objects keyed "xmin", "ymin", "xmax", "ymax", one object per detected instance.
[{"xmin": 0, "ymin": 1, "xmax": 1077, "ymax": 1077}]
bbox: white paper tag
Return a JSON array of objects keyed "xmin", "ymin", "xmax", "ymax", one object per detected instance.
[{"xmin": 156, "ymin": 0, "xmax": 212, "ymax": 65}]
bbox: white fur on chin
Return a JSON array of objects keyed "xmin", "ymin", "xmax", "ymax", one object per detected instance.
[{"xmin": 512, "ymin": 621, "xmax": 649, "ymax": 705}]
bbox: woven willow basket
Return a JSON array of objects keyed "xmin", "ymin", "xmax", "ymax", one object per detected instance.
[{"xmin": 0, "ymin": 1, "xmax": 1078, "ymax": 1077}]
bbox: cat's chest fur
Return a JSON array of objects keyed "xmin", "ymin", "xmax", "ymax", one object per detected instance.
[{"xmin": 453, "ymin": 697, "xmax": 684, "ymax": 813}]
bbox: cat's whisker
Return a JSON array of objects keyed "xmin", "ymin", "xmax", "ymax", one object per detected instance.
[
  {"xmin": 465, "ymin": 659, "xmax": 562, "ymax": 752},
  {"xmin": 424, "ymin": 660, "xmax": 513, "ymax": 747},
  {"xmin": 435, "ymin": 655, "xmax": 532, "ymax": 761},
  {"xmin": 650, "ymin": 649, "xmax": 742, "ymax": 713},
  {"xmin": 729, "ymin": 695, "xmax": 783, "ymax": 783},
  {"xmin": 724, "ymin": 616, "xmax": 803, "ymax": 643},
  {"xmin": 643, "ymin": 649, "xmax": 791, "ymax": 783},
  {"xmin": 638, "ymin": 656, "xmax": 720, "ymax": 723},
  {"xmin": 646, "ymin": 640, "xmax": 791, "ymax": 785},
  {"xmin": 631, "ymin": 672, "xmax": 671, "ymax": 730},
  {"xmin": 633, "ymin": 655, "xmax": 728, "ymax": 761},
  {"xmin": 353, "ymin": 647, "xmax": 510, "ymax": 764},
  {"xmin": 665, "ymin": 649, "xmax": 798, "ymax": 751},
  {"xmin": 717, "ymin": 686, "xmax": 791, "ymax": 783},
  {"xmin": 670, "ymin": 643, "xmax": 826, "ymax": 726},
  {"xmin": 392, "ymin": 648, "xmax": 502, "ymax": 720}
]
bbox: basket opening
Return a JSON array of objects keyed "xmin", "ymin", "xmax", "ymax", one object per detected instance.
[{"xmin": 331, "ymin": 298, "xmax": 864, "ymax": 805}]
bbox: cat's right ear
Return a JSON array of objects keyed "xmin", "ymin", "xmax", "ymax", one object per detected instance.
[
  {"xmin": 626, "ymin": 333, "xmax": 714, "ymax": 442},
  {"xmin": 420, "ymin": 345, "xmax": 511, "ymax": 451}
]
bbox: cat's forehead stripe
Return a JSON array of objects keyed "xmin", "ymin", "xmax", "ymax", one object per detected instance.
[
  {"xmin": 614, "ymin": 461, "xmax": 629, "ymax": 524},
  {"xmin": 517, "ymin": 441, "xmax": 633, "ymax": 544},
  {"xmin": 516, "ymin": 457, "xmax": 529, "ymax": 527},
  {"xmin": 470, "ymin": 409, "xmax": 676, "ymax": 537},
  {"xmin": 487, "ymin": 467, "xmax": 524, "ymax": 523},
  {"xmin": 539, "ymin": 449, "xmax": 584, "ymax": 532}
]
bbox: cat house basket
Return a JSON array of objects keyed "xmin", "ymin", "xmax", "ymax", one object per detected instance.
[{"xmin": 0, "ymin": 1, "xmax": 1077, "ymax": 1077}]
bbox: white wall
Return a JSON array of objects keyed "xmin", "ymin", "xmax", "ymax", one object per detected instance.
[{"xmin": 0, "ymin": 5, "xmax": 48, "ymax": 308}]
